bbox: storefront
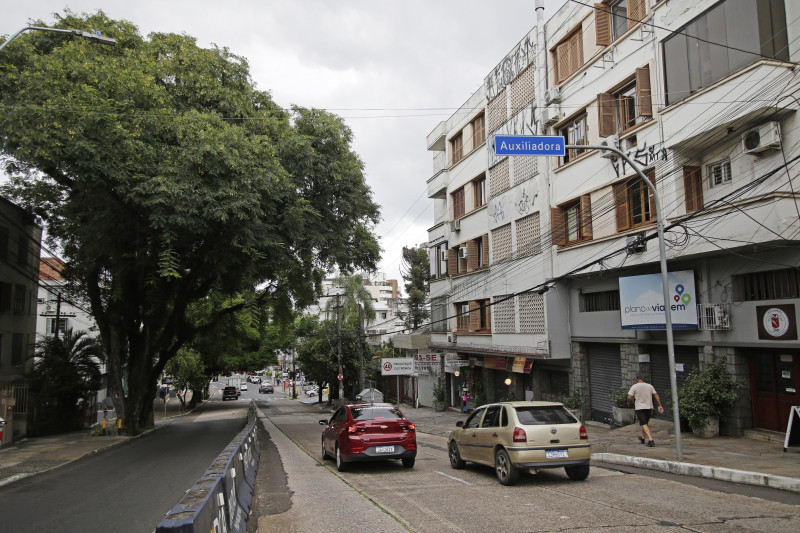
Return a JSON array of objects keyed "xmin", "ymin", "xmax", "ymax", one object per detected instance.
[{"xmin": 749, "ymin": 349, "xmax": 800, "ymax": 432}]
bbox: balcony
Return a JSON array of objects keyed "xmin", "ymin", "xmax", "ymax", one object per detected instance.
[
  {"xmin": 427, "ymin": 166, "xmax": 448, "ymax": 199},
  {"xmin": 427, "ymin": 121, "xmax": 446, "ymax": 151}
]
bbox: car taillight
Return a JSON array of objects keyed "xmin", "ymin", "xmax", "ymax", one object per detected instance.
[
  {"xmin": 402, "ymin": 423, "xmax": 416, "ymax": 431},
  {"xmin": 347, "ymin": 425, "xmax": 358, "ymax": 434},
  {"xmin": 579, "ymin": 425, "xmax": 588, "ymax": 440},
  {"xmin": 513, "ymin": 427, "xmax": 527, "ymax": 442}
]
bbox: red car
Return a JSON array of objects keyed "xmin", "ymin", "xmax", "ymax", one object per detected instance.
[{"xmin": 319, "ymin": 403, "xmax": 417, "ymax": 471}]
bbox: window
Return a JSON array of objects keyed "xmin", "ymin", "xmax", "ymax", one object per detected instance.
[
  {"xmin": 613, "ymin": 171, "xmax": 656, "ymax": 231},
  {"xmin": 13, "ymin": 284, "xmax": 26, "ymax": 314},
  {"xmin": 12, "ymin": 333, "xmax": 24, "ymax": 366},
  {"xmin": 431, "ymin": 296, "xmax": 449, "ymax": 332},
  {"xmin": 451, "ymin": 132, "xmax": 464, "ymax": 165},
  {"xmin": 456, "ymin": 302, "xmax": 470, "ymax": 331},
  {"xmin": 598, "ymin": 67, "xmax": 652, "ymax": 136},
  {"xmin": 580, "ymin": 290, "xmax": 621, "ymax": 312},
  {"xmin": 663, "ymin": 0, "xmax": 789, "ymax": 106},
  {"xmin": 452, "ymin": 187, "xmax": 465, "ymax": 219},
  {"xmin": 554, "ymin": 29, "xmax": 583, "ymax": 83},
  {"xmin": 551, "ymin": 195, "xmax": 592, "ymax": 246},
  {"xmin": 472, "ymin": 113, "xmax": 486, "ymax": 147},
  {"xmin": 683, "ymin": 166, "xmax": 704, "ymax": 213},
  {"xmin": 708, "ymin": 159, "xmax": 732, "ymax": 187},
  {"xmin": 46, "ymin": 318, "xmax": 68, "ymax": 335},
  {"xmin": 473, "ymin": 175, "xmax": 486, "ymax": 208},
  {"xmin": 559, "ymin": 113, "xmax": 587, "ymax": 164},
  {"xmin": 430, "ymin": 242, "xmax": 448, "ymax": 279},
  {"xmin": 0, "ymin": 226, "xmax": 8, "ymax": 261},
  {"xmin": 470, "ymin": 299, "xmax": 491, "ymax": 331},
  {"xmin": 595, "ymin": 0, "xmax": 646, "ymax": 45},
  {"xmin": 467, "ymin": 234, "xmax": 489, "ymax": 271},
  {"xmin": 734, "ymin": 268, "xmax": 800, "ymax": 301},
  {"xmin": 17, "ymin": 233, "xmax": 28, "ymax": 267},
  {"xmin": 0, "ymin": 282, "xmax": 11, "ymax": 313}
]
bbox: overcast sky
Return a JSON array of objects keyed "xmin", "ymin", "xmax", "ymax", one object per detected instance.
[{"xmin": 2, "ymin": 0, "xmax": 568, "ymax": 292}]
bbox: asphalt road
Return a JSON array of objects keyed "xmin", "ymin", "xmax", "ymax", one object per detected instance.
[
  {"xmin": 252, "ymin": 395, "xmax": 800, "ymax": 533},
  {"xmin": 0, "ymin": 397, "xmax": 248, "ymax": 533}
]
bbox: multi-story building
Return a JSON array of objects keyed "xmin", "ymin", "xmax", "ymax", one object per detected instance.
[{"xmin": 426, "ymin": 0, "xmax": 799, "ymax": 435}]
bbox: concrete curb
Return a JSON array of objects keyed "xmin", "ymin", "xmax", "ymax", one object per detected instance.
[{"xmin": 593, "ymin": 452, "xmax": 800, "ymax": 493}]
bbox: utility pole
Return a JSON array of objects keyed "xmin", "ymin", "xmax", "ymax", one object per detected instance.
[
  {"xmin": 291, "ymin": 348, "xmax": 297, "ymax": 399},
  {"xmin": 54, "ymin": 293, "xmax": 62, "ymax": 340},
  {"xmin": 336, "ymin": 293, "xmax": 343, "ymax": 405},
  {"xmin": 358, "ymin": 304, "xmax": 365, "ymax": 391}
]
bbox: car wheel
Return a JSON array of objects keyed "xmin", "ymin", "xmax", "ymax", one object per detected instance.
[
  {"xmin": 402, "ymin": 457, "xmax": 415, "ymax": 468},
  {"xmin": 335, "ymin": 445, "xmax": 348, "ymax": 472},
  {"xmin": 565, "ymin": 464, "xmax": 590, "ymax": 481},
  {"xmin": 449, "ymin": 441, "xmax": 466, "ymax": 469},
  {"xmin": 495, "ymin": 448, "xmax": 519, "ymax": 486},
  {"xmin": 321, "ymin": 438, "xmax": 330, "ymax": 460}
]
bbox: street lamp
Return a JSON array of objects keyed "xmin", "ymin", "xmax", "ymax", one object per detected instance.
[{"xmin": 0, "ymin": 26, "xmax": 116, "ymax": 53}]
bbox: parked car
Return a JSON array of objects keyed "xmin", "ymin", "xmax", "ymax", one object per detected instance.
[
  {"xmin": 305, "ymin": 386, "xmax": 318, "ymax": 396},
  {"xmin": 259, "ymin": 383, "xmax": 274, "ymax": 394},
  {"xmin": 319, "ymin": 403, "xmax": 416, "ymax": 472},
  {"xmin": 240, "ymin": 382, "xmax": 248, "ymax": 391},
  {"xmin": 222, "ymin": 386, "xmax": 239, "ymax": 401},
  {"xmin": 354, "ymin": 388, "xmax": 383, "ymax": 403},
  {"xmin": 447, "ymin": 401, "xmax": 590, "ymax": 486}
]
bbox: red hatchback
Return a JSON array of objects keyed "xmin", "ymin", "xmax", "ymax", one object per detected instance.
[{"xmin": 319, "ymin": 403, "xmax": 417, "ymax": 471}]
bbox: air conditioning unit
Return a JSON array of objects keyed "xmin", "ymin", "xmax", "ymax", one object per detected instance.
[
  {"xmin": 447, "ymin": 334, "xmax": 457, "ymax": 343},
  {"xmin": 440, "ymin": 250, "xmax": 448, "ymax": 262},
  {"xmin": 450, "ymin": 219, "xmax": 461, "ymax": 232},
  {"xmin": 458, "ymin": 247, "xmax": 468, "ymax": 259},
  {"xmin": 626, "ymin": 233, "xmax": 646, "ymax": 254},
  {"xmin": 698, "ymin": 303, "xmax": 731, "ymax": 331},
  {"xmin": 544, "ymin": 85, "xmax": 561, "ymax": 105},
  {"xmin": 742, "ymin": 122, "xmax": 781, "ymax": 155},
  {"xmin": 600, "ymin": 134, "xmax": 620, "ymax": 158},
  {"xmin": 541, "ymin": 104, "xmax": 563, "ymax": 126}
]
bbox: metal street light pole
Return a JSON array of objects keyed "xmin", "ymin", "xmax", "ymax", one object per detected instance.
[
  {"xmin": 568, "ymin": 144, "xmax": 683, "ymax": 460},
  {"xmin": 1, "ymin": 26, "xmax": 116, "ymax": 53}
]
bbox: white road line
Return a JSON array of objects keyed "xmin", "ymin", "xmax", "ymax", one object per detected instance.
[{"xmin": 434, "ymin": 470, "xmax": 473, "ymax": 485}]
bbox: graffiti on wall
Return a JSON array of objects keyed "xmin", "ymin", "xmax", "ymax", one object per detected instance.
[
  {"xmin": 611, "ymin": 141, "xmax": 668, "ymax": 178},
  {"xmin": 485, "ymin": 31, "xmax": 537, "ymax": 103},
  {"xmin": 489, "ymin": 200, "xmax": 505, "ymax": 224},
  {"xmin": 488, "ymin": 179, "xmax": 540, "ymax": 231},
  {"xmin": 488, "ymin": 102, "xmax": 539, "ymax": 168},
  {"xmin": 515, "ymin": 188, "xmax": 538, "ymax": 216}
]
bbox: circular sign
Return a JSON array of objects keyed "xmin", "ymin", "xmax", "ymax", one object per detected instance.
[
  {"xmin": 382, "ymin": 361, "xmax": 393, "ymax": 372},
  {"xmin": 337, "ymin": 373, "xmax": 344, "ymax": 381},
  {"xmin": 762, "ymin": 307, "xmax": 791, "ymax": 338}
]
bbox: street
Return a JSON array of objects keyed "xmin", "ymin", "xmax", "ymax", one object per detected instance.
[{"xmin": 251, "ymin": 393, "xmax": 800, "ymax": 533}]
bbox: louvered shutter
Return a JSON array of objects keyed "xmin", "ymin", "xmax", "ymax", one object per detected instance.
[
  {"xmin": 646, "ymin": 171, "xmax": 658, "ymax": 220},
  {"xmin": 469, "ymin": 301, "xmax": 480, "ymax": 331},
  {"xmin": 594, "ymin": 3, "xmax": 611, "ymax": 46},
  {"xmin": 556, "ymin": 41, "xmax": 570, "ymax": 82},
  {"xmin": 636, "ymin": 67, "xmax": 652, "ymax": 117},
  {"xmin": 683, "ymin": 166, "xmax": 703, "ymax": 213},
  {"xmin": 551, "ymin": 207, "xmax": 566, "ymax": 246},
  {"xmin": 447, "ymin": 248, "xmax": 458, "ymax": 277},
  {"xmin": 482, "ymin": 234, "xmax": 490, "ymax": 267},
  {"xmin": 628, "ymin": 0, "xmax": 646, "ymax": 27},
  {"xmin": 614, "ymin": 182, "xmax": 631, "ymax": 232},
  {"xmin": 569, "ymin": 31, "xmax": 583, "ymax": 75},
  {"xmin": 598, "ymin": 92, "xmax": 616, "ymax": 137},
  {"xmin": 467, "ymin": 240, "xmax": 479, "ymax": 271},
  {"xmin": 580, "ymin": 195, "xmax": 593, "ymax": 240},
  {"xmin": 485, "ymin": 302, "xmax": 492, "ymax": 331}
]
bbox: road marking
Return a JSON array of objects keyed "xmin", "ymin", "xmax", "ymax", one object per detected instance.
[{"xmin": 434, "ymin": 471, "xmax": 473, "ymax": 485}]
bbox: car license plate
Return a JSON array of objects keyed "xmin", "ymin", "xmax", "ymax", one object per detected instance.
[
  {"xmin": 376, "ymin": 445, "xmax": 395, "ymax": 454},
  {"xmin": 546, "ymin": 450, "xmax": 568, "ymax": 459}
]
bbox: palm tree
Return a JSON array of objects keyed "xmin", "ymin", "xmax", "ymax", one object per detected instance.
[{"xmin": 29, "ymin": 329, "xmax": 105, "ymax": 435}]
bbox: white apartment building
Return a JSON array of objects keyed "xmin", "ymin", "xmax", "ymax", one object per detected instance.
[{"xmin": 427, "ymin": 0, "xmax": 799, "ymax": 435}]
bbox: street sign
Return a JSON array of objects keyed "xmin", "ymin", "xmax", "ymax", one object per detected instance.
[
  {"xmin": 494, "ymin": 134, "xmax": 565, "ymax": 156},
  {"xmin": 337, "ymin": 373, "xmax": 343, "ymax": 381},
  {"xmin": 380, "ymin": 358, "xmax": 415, "ymax": 376}
]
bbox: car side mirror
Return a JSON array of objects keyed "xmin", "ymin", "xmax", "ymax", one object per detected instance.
[
  {"xmin": 456, "ymin": 421, "xmax": 464, "ymax": 427},
  {"xmin": 319, "ymin": 420, "xmax": 328, "ymax": 425},
  {"xmin": 355, "ymin": 395, "xmax": 362, "ymax": 401}
]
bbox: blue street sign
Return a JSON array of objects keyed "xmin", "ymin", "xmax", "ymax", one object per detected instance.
[{"xmin": 494, "ymin": 135, "xmax": 565, "ymax": 156}]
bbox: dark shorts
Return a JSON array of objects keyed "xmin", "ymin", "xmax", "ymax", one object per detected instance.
[{"xmin": 635, "ymin": 409, "xmax": 653, "ymax": 426}]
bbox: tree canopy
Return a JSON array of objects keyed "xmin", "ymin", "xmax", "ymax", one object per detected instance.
[
  {"xmin": 0, "ymin": 11, "xmax": 381, "ymax": 433},
  {"xmin": 401, "ymin": 246, "xmax": 430, "ymax": 331}
]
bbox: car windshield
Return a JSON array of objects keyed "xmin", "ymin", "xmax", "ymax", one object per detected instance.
[
  {"xmin": 350, "ymin": 407, "xmax": 403, "ymax": 420},
  {"xmin": 515, "ymin": 406, "xmax": 574, "ymax": 425}
]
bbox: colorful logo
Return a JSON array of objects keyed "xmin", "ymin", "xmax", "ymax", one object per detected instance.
[{"xmin": 673, "ymin": 283, "xmax": 692, "ymax": 306}]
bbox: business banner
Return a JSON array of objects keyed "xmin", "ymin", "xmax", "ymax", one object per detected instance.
[{"xmin": 619, "ymin": 270, "xmax": 698, "ymax": 330}]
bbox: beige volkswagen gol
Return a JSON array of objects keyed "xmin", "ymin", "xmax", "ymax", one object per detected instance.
[{"xmin": 448, "ymin": 401, "xmax": 590, "ymax": 485}]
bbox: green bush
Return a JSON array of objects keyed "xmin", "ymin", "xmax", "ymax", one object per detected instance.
[
  {"xmin": 562, "ymin": 388, "xmax": 583, "ymax": 409},
  {"xmin": 609, "ymin": 387, "xmax": 630, "ymax": 408},
  {"xmin": 678, "ymin": 359, "xmax": 742, "ymax": 429}
]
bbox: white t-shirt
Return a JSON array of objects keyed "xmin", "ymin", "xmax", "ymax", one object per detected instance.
[{"xmin": 628, "ymin": 381, "xmax": 656, "ymax": 410}]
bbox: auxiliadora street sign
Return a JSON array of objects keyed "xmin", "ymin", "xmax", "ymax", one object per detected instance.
[{"xmin": 494, "ymin": 134, "xmax": 565, "ymax": 156}]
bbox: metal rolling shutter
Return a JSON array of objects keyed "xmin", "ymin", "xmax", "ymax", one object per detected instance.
[
  {"xmin": 587, "ymin": 343, "xmax": 622, "ymax": 424},
  {"xmin": 649, "ymin": 345, "xmax": 700, "ymax": 419}
]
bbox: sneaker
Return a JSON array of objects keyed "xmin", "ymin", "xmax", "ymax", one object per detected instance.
[
  {"xmin": 647, "ymin": 440, "xmax": 655, "ymax": 447},
  {"xmin": 638, "ymin": 436, "xmax": 646, "ymax": 444}
]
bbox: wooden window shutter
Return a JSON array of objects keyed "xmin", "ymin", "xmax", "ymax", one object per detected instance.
[
  {"xmin": 646, "ymin": 171, "xmax": 657, "ymax": 219},
  {"xmin": 594, "ymin": 3, "xmax": 611, "ymax": 46},
  {"xmin": 484, "ymin": 302, "xmax": 492, "ymax": 331},
  {"xmin": 628, "ymin": 0, "xmax": 646, "ymax": 28},
  {"xmin": 597, "ymin": 92, "xmax": 616, "ymax": 137},
  {"xmin": 683, "ymin": 166, "xmax": 703, "ymax": 213},
  {"xmin": 482, "ymin": 234, "xmax": 490, "ymax": 267},
  {"xmin": 551, "ymin": 207, "xmax": 566, "ymax": 246},
  {"xmin": 469, "ymin": 301, "xmax": 480, "ymax": 331},
  {"xmin": 580, "ymin": 195, "xmax": 593, "ymax": 240},
  {"xmin": 0, "ymin": 282, "xmax": 11, "ymax": 312},
  {"xmin": 556, "ymin": 41, "xmax": 570, "ymax": 82},
  {"xmin": 614, "ymin": 182, "xmax": 631, "ymax": 231},
  {"xmin": 636, "ymin": 67, "xmax": 652, "ymax": 117},
  {"xmin": 569, "ymin": 31, "xmax": 583, "ymax": 75},
  {"xmin": 467, "ymin": 239, "xmax": 479, "ymax": 271},
  {"xmin": 447, "ymin": 248, "xmax": 458, "ymax": 277}
]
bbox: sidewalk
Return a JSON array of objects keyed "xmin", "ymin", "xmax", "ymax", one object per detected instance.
[{"xmin": 2, "ymin": 394, "xmax": 799, "ymax": 493}]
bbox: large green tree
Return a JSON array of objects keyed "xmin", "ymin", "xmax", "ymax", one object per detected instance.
[
  {"xmin": 0, "ymin": 12, "xmax": 380, "ymax": 434},
  {"xmin": 400, "ymin": 246, "xmax": 430, "ymax": 330}
]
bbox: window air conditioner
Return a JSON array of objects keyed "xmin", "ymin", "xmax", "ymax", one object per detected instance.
[
  {"xmin": 600, "ymin": 135, "xmax": 619, "ymax": 158},
  {"xmin": 742, "ymin": 122, "xmax": 781, "ymax": 155},
  {"xmin": 544, "ymin": 85, "xmax": 561, "ymax": 105},
  {"xmin": 542, "ymin": 104, "xmax": 563, "ymax": 126},
  {"xmin": 450, "ymin": 219, "xmax": 461, "ymax": 232},
  {"xmin": 440, "ymin": 250, "xmax": 448, "ymax": 262},
  {"xmin": 458, "ymin": 247, "xmax": 468, "ymax": 259},
  {"xmin": 698, "ymin": 303, "xmax": 731, "ymax": 330}
]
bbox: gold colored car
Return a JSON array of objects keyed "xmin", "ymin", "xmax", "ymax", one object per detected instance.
[{"xmin": 447, "ymin": 401, "xmax": 590, "ymax": 485}]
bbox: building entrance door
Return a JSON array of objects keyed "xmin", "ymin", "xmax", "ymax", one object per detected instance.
[{"xmin": 749, "ymin": 350, "xmax": 800, "ymax": 432}]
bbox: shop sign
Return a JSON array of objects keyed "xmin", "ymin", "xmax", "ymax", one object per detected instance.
[
  {"xmin": 413, "ymin": 352, "xmax": 441, "ymax": 370},
  {"xmin": 446, "ymin": 359, "xmax": 469, "ymax": 373},
  {"xmin": 619, "ymin": 270, "xmax": 698, "ymax": 330},
  {"xmin": 484, "ymin": 355, "xmax": 508, "ymax": 370},
  {"xmin": 380, "ymin": 358, "xmax": 414, "ymax": 376},
  {"xmin": 512, "ymin": 357, "xmax": 533, "ymax": 374},
  {"xmin": 757, "ymin": 304, "xmax": 797, "ymax": 340}
]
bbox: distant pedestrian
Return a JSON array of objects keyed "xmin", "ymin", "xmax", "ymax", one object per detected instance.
[{"xmin": 627, "ymin": 373, "xmax": 664, "ymax": 447}]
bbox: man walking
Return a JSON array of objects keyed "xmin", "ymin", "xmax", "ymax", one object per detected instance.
[{"xmin": 627, "ymin": 373, "xmax": 664, "ymax": 447}]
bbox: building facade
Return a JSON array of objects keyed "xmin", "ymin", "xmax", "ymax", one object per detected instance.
[{"xmin": 426, "ymin": 0, "xmax": 799, "ymax": 435}]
